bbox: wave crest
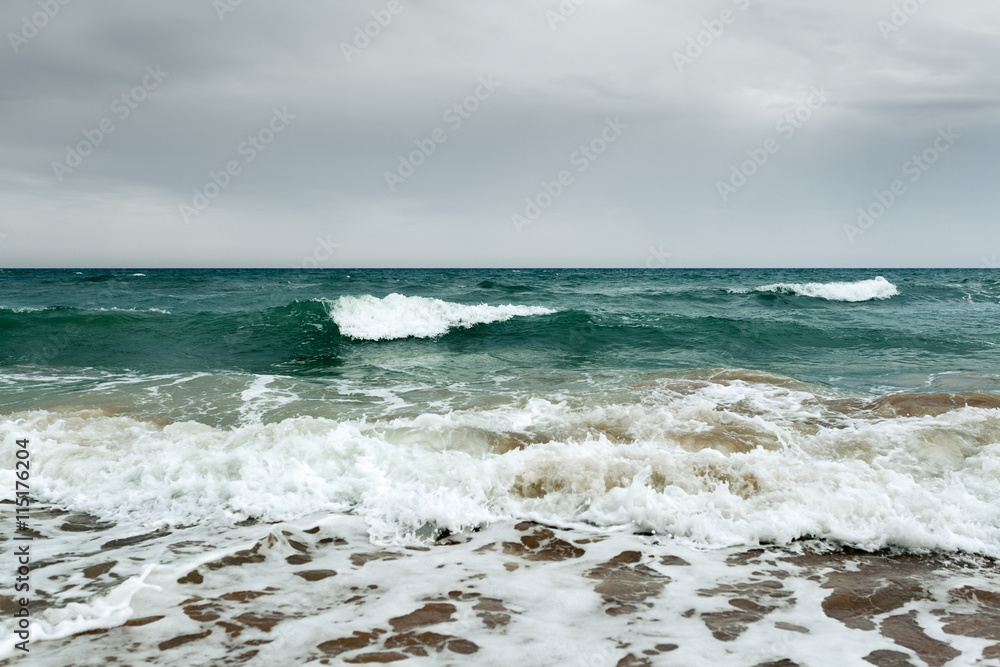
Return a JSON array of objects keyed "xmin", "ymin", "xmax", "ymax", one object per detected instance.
[
  {"xmin": 733, "ymin": 276, "xmax": 899, "ymax": 302},
  {"xmin": 326, "ymin": 294, "xmax": 556, "ymax": 340}
]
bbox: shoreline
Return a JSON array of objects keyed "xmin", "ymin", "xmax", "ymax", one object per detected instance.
[{"xmin": 3, "ymin": 508, "xmax": 999, "ymax": 666}]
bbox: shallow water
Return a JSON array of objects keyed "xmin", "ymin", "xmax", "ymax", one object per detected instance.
[
  {"xmin": 2, "ymin": 508, "xmax": 998, "ymax": 666},
  {"xmin": 1, "ymin": 269, "xmax": 999, "ymax": 664}
]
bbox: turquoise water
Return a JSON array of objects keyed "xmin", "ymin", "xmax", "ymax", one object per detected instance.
[
  {"xmin": 2, "ymin": 268, "xmax": 1000, "ymax": 541},
  {"xmin": 2, "ymin": 269, "xmax": 998, "ymax": 405},
  {"xmin": 3, "ymin": 269, "xmax": 1000, "ymax": 664}
]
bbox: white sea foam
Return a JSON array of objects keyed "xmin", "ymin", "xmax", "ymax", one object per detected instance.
[
  {"xmin": 238, "ymin": 374, "xmax": 301, "ymax": 424},
  {"xmin": 3, "ymin": 380, "xmax": 1000, "ymax": 664},
  {"xmin": 100, "ymin": 307, "xmax": 171, "ymax": 314},
  {"xmin": 6, "ymin": 510, "xmax": 973, "ymax": 666},
  {"xmin": 0, "ymin": 305, "xmax": 45, "ymax": 313},
  {"xmin": 0, "ymin": 305, "xmax": 170, "ymax": 314},
  {"xmin": 732, "ymin": 276, "xmax": 899, "ymax": 301},
  {"xmin": 4, "ymin": 380, "xmax": 999, "ymax": 555},
  {"xmin": 325, "ymin": 293, "xmax": 556, "ymax": 340},
  {"xmin": 0, "ymin": 567, "xmax": 158, "ymax": 657}
]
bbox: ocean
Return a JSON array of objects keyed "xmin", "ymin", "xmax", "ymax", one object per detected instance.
[{"xmin": 1, "ymin": 268, "xmax": 999, "ymax": 666}]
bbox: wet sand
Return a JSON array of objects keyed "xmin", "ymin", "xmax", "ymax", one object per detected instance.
[{"xmin": 3, "ymin": 506, "xmax": 999, "ymax": 666}]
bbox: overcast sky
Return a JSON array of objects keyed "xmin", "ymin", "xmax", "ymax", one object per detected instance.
[{"xmin": 1, "ymin": 0, "xmax": 998, "ymax": 268}]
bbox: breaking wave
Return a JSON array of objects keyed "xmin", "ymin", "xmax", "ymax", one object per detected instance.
[
  {"xmin": 5, "ymin": 375, "xmax": 999, "ymax": 554},
  {"xmin": 731, "ymin": 276, "xmax": 899, "ymax": 302},
  {"xmin": 325, "ymin": 294, "xmax": 556, "ymax": 340}
]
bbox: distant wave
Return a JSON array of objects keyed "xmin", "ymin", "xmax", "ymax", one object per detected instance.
[
  {"xmin": 731, "ymin": 276, "xmax": 898, "ymax": 302},
  {"xmin": 476, "ymin": 280, "xmax": 534, "ymax": 293},
  {"xmin": 97, "ymin": 306, "xmax": 170, "ymax": 314},
  {"xmin": 0, "ymin": 305, "xmax": 170, "ymax": 314},
  {"xmin": 325, "ymin": 294, "xmax": 556, "ymax": 340},
  {"xmin": 0, "ymin": 306, "xmax": 46, "ymax": 313}
]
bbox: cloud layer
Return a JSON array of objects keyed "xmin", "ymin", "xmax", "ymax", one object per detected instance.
[{"xmin": 1, "ymin": 0, "xmax": 998, "ymax": 267}]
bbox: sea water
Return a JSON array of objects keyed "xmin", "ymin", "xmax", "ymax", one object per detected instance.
[{"xmin": 1, "ymin": 269, "xmax": 998, "ymax": 665}]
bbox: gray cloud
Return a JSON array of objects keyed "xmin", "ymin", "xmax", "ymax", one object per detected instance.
[{"xmin": 1, "ymin": 0, "xmax": 998, "ymax": 267}]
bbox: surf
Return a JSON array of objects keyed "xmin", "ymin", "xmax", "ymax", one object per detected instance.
[
  {"xmin": 7, "ymin": 373, "xmax": 1000, "ymax": 556},
  {"xmin": 731, "ymin": 276, "xmax": 899, "ymax": 302},
  {"xmin": 325, "ymin": 293, "xmax": 556, "ymax": 340}
]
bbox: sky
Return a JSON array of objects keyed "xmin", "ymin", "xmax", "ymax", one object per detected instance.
[{"xmin": 1, "ymin": 0, "xmax": 998, "ymax": 268}]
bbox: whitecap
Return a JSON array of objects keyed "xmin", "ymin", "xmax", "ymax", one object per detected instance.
[
  {"xmin": 731, "ymin": 276, "xmax": 898, "ymax": 302},
  {"xmin": 325, "ymin": 293, "xmax": 556, "ymax": 340}
]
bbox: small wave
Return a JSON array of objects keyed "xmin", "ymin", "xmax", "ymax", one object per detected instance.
[
  {"xmin": 325, "ymin": 294, "xmax": 556, "ymax": 340},
  {"xmin": 477, "ymin": 280, "xmax": 534, "ymax": 292},
  {"xmin": 731, "ymin": 276, "xmax": 898, "ymax": 302},
  {"xmin": 0, "ymin": 306, "xmax": 171, "ymax": 315},
  {"xmin": 0, "ymin": 306, "xmax": 45, "ymax": 313},
  {"xmin": 95, "ymin": 307, "xmax": 171, "ymax": 314}
]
